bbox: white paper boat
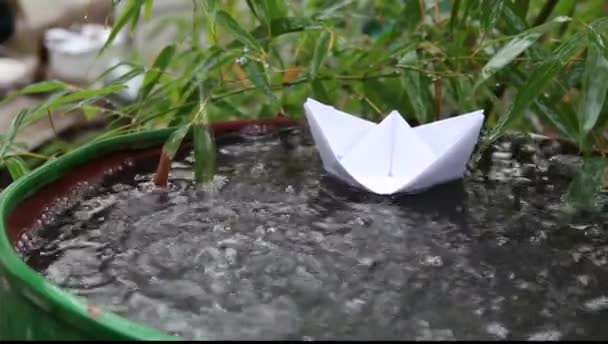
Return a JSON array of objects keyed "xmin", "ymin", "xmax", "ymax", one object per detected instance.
[{"xmin": 303, "ymin": 98, "xmax": 485, "ymax": 195}]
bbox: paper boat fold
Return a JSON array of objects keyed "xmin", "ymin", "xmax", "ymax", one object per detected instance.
[{"xmin": 303, "ymin": 98, "xmax": 485, "ymax": 195}]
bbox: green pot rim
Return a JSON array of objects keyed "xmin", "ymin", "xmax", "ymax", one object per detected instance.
[{"xmin": 0, "ymin": 128, "xmax": 184, "ymax": 341}]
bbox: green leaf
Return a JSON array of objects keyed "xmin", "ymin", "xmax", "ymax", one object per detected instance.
[
  {"xmin": 475, "ymin": 16, "xmax": 570, "ymax": 90},
  {"xmin": 399, "ymin": 50, "xmax": 430, "ymax": 123},
  {"xmin": 512, "ymin": 0, "xmax": 530, "ymax": 22},
  {"xmin": 202, "ymin": 0, "xmax": 218, "ymax": 15},
  {"xmin": 82, "ymin": 105, "xmax": 99, "ymax": 121},
  {"xmin": 225, "ymin": 17, "xmax": 313, "ymax": 50},
  {"xmin": 47, "ymin": 85, "xmax": 126, "ymax": 108},
  {"xmin": 0, "ymin": 80, "xmax": 67, "ymax": 108},
  {"xmin": 4, "ymin": 156, "xmax": 30, "ymax": 182},
  {"xmin": 163, "ymin": 124, "xmax": 191, "ymax": 161},
  {"xmin": 309, "ymin": 31, "xmax": 331, "ymax": 80},
  {"xmin": 402, "ymin": 0, "xmax": 423, "ymax": 30},
  {"xmin": 488, "ymin": 31, "xmax": 587, "ymax": 142},
  {"xmin": 501, "ymin": 0, "xmax": 529, "ymax": 33},
  {"xmin": 588, "ymin": 26, "xmax": 607, "ymax": 58},
  {"xmin": 240, "ymin": 58, "xmax": 276, "ymax": 102},
  {"xmin": 246, "ymin": 0, "xmax": 287, "ymax": 34},
  {"xmin": 449, "ymin": 0, "xmax": 461, "ymax": 31},
  {"xmin": 143, "ymin": 0, "xmax": 154, "ymax": 20},
  {"xmin": 578, "ymin": 37, "xmax": 608, "ymax": 142},
  {"xmin": 216, "ymin": 10, "xmax": 262, "ymax": 52},
  {"xmin": 566, "ymin": 157, "xmax": 608, "ymax": 209},
  {"xmin": 101, "ymin": 0, "xmax": 144, "ymax": 53},
  {"xmin": 311, "ymin": 79, "xmax": 331, "ymax": 104},
  {"xmin": 0, "ymin": 109, "xmax": 29, "ymax": 161},
  {"xmin": 18, "ymin": 80, "xmax": 66, "ymax": 94},
  {"xmin": 139, "ymin": 45, "xmax": 176, "ymax": 100},
  {"xmin": 480, "ymin": 0, "xmax": 505, "ymax": 32},
  {"xmin": 192, "ymin": 123, "xmax": 216, "ymax": 185},
  {"xmin": 533, "ymin": 100, "xmax": 578, "ymax": 141}
]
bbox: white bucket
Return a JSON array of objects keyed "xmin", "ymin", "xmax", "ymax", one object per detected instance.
[{"xmin": 44, "ymin": 23, "xmax": 127, "ymax": 84}]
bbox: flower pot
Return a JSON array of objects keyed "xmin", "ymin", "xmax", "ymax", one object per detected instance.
[
  {"xmin": 2, "ymin": 118, "xmax": 608, "ymax": 341},
  {"xmin": 0, "ymin": 117, "xmax": 300, "ymax": 340}
]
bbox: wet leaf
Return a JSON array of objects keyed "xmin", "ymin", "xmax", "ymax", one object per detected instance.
[
  {"xmin": 192, "ymin": 123, "xmax": 216, "ymax": 185},
  {"xmin": 578, "ymin": 35, "xmax": 608, "ymax": 140},
  {"xmin": 311, "ymin": 79, "xmax": 331, "ymax": 104},
  {"xmin": 101, "ymin": 0, "xmax": 144, "ymax": 53},
  {"xmin": 401, "ymin": 0, "xmax": 423, "ymax": 30},
  {"xmin": 163, "ymin": 124, "xmax": 192, "ymax": 161},
  {"xmin": 82, "ymin": 105, "xmax": 99, "ymax": 121},
  {"xmin": 0, "ymin": 80, "xmax": 67, "ymax": 107},
  {"xmin": 449, "ymin": 0, "xmax": 461, "ymax": 31},
  {"xmin": 246, "ymin": 0, "xmax": 287, "ymax": 35},
  {"xmin": 309, "ymin": 31, "xmax": 331, "ymax": 80},
  {"xmin": 143, "ymin": 0, "xmax": 154, "ymax": 20},
  {"xmin": 488, "ymin": 31, "xmax": 587, "ymax": 142},
  {"xmin": 0, "ymin": 109, "xmax": 29, "ymax": 161},
  {"xmin": 216, "ymin": 10, "xmax": 262, "ymax": 52},
  {"xmin": 475, "ymin": 16, "xmax": 570, "ymax": 90},
  {"xmin": 512, "ymin": 0, "xmax": 530, "ymax": 21},
  {"xmin": 566, "ymin": 157, "xmax": 608, "ymax": 209},
  {"xmin": 139, "ymin": 45, "xmax": 177, "ymax": 100},
  {"xmin": 67, "ymin": 85, "xmax": 126, "ymax": 103},
  {"xmin": 17, "ymin": 80, "xmax": 66, "ymax": 94},
  {"xmin": 282, "ymin": 67, "xmax": 302, "ymax": 83},
  {"xmin": 533, "ymin": 100, "xmax": 578, "ymax": 141},
  {"xmin": 4, "ymin": 156, "xmax": 30, "ymax": 181},
  {"xmin": 241, "ymin": 59, "xmax": 276, "ymax": 102},
  {"xmin": 480, "ymin": 0, "xmax": 505, "ymax": 32}
]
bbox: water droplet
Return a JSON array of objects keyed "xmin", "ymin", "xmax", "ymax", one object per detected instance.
[
  {"xmin": 421, "ymin": 255, "xmax": 443, "ymax": 267},
  {"xmin": 486, "ymin": 322, "xmax": 509, "ymax": 339},
  {"xmin": 584, "ymin": 296, "xmax": 608, "ymax": 312}
]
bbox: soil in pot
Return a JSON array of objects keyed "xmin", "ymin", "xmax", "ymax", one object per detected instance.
[{"xmin": 17, "ymin": 125, "xmax": 608, "ymax": 341}]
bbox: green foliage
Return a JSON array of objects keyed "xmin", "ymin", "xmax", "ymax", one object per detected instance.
[{"xmin": 1, "ymin": 0, "xmax": 608, "ymax": 191}]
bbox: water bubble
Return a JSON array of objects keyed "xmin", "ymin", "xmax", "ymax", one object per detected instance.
[
  {"xmin": 486, "ymin": 322, "xmax": 509, "ymax": 339},
  {"xmin": 421, "ymin": 255, "xmax": 443, "ymax": 267},
  {"xmin": 584, "ymin": 296, "xmax": 608, "ymax": 312},
  {"xmin": 528, "ymin": 329, "xmax": 562, "ymax": 341}
]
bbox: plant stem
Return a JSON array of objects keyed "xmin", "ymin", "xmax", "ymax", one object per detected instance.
[{"xmin": 533, "ymin": 0, "xmax": 559, "ymax": 27}]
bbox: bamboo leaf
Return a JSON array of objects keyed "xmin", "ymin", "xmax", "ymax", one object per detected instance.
[
  {"xmin": 475, "ymin": 16, "xmax": 570, "ymax": 90},
  {"xmin": 566, "ymin": 157, "xmax": 608, "ymax": 209},
  {"xmin": 0, "ymin": 80, "xmax": 67, "ymax": 108},
  {"xmin": 101, "ymin": 0, "xmax": 144, "ymax": 53},
  {"xmin": 480, "ymin": 0, "xmax": 505, "ymax": 32},
  {"xmin": 139, "ymin": 45, "xmax": 176, "ymax": 100},
  {"xmin": 17, "ymin": 80, "xmax": 67, "ymax": 94},
  {"xmin": 202, "ymin": 0, "xmax": 218, "ymax": 14},
  {"xmin": 449, "ymin": 0, "xmax": 461, "ymax": 31},
  {"xmin": 311, "ymin": 79, "xmax": 331, "ymax": 104},
  {"xmin": 82, "ymin": 105, "xmax": 99, "ymax": 121},
  {"xmin": 402, "ymin": 0, "xmax": 423, "ymax": 30},
  {"xmin": 240, "ymin": 58, "xmax": 276, "ymax": 101},
  {"xmin": 512, "ymin": 0, "xmax": 530, "ymax": 22},
  {"xmin": 143, "ymin": 0, "xmax": 154, "ymax": 20},
  {"xmin": 4, "ymin": 156, "xmax": 30, "ymax": 181},
  {"xmin": 47, "ymin": 85, "xmax": 126, "ymax": 108},
  {"xmin": 488, "ymin": 31, "xmax": 587, "ymax": 141},
  {"xmin": 163, "ymin": 124, "xmax": 191, "ymax": 161},
  {"xmin": 533, "ymin": 100, "xmax": 578, "ymax": 141},
  {"xmin": 579, "ymin": 36, "xmax": 608, "ymax": 140},
  {"xmin": 247, "ymin": 0, "xmax": 288, "ymax": 32},
  {"xmin": 216, "ymin": 10, "xmax": 262, "ymax": 52},
  {"xmin": 309, "ymin": 31, "xmax": 331, "ymax": 80},
  {"xmin": 0, "ymin": 109, "xmax": 30, "ymax": 161},
  {"xmin": 192, "ymin": 123, "xmax": 216, "ymax": 185}
]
